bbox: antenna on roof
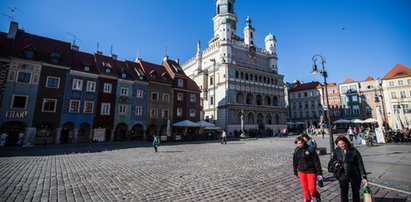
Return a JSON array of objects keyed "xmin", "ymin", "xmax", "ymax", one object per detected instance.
[
  {"xmin": 136, "ymin": 49, "xmax": 140, "ymax": 59},
  {"xmin": 2, "ymin": 7, "xmax": 23, "ymax": 21},
  {"xmin": 67, "ymin": 32, "xmax": 81, "ymax": 46},
  {"xmin": 97, "ymin": 42, "xmax": 100, "ymax": 51},
  {"xmin": 110, "ymin": 45, "xmax": 113, "ymax": 55},
  {"xmin": 165, "ymin": 46, "xmax": 168, "ymax": 56}
]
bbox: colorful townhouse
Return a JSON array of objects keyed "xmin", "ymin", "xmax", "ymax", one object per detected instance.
[
  {"xmin": 138, "ymin": 59, "xmax": 173, "ymax": 140},
  {"xmin": 59, "ymin": 50, "xmax": 99, "ymax": 144},
  {"xmin": 93, "ymin": 53, "xmax": 119, "ymax": 141},
  {"xmin": 125, "ymin": 60, "xmax": 148, "ymax": 140},
  {"xmin": 340, "ymin": 78, "xmax": 363, "ymax": 120}
]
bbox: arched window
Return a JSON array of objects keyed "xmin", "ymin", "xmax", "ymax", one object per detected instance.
[
  {"xmin": 240, "ymin": 72, "xmax": 244, "ymax": 79},
  {"xmin": 257, "ymin": 113, "xmax": 264, "ymax": 124},
  {"xmin": 250, "ymin": 74, "xmax": 253, "ymax": 81},
  {"xmin": 236, "ymin": 92, "xmax": 244, "ymax": 104},
  {"xmin": 265, "ymin": 96, "xmax": 271, "ymax": 105},
  {"xmin": 246, "ymin": 93, "xmax": 253, "ymax": 105},
  {"xmin": 235, "ymin": 71, "xmax": 239, "ymax": 79},
  {"xmin": 275, "ymin": 79, "xmax": 278, "ymax": 85},
  {"xmin": 273, "ymin": 96, "xmax": 279, "ymax": 106},
  {"xmin": 255, "ymin": 75, "xmax": 258, "ymax": 81},
  {"xmin": 275, "ymin": 114, "xmax": 280, "ymax": 124},
  {"xmin": 245, "ymin": 73, "xmax": 249, "ymax": 80},
  {"xmin": 266, "ymin": 113, "xmax": 272, "ymax": 124},
  {"xmin": 256, "ymin": 95, "xmax": 262, "ymax": 105},
  {"xmin": 247, "ymin": 112, "xmax": 255, "ymax": 124},
  {"xmin": 263, "ymin": 77, "xmax": 266, "ymax": 83},
  {"xmin": 259, "ymin": 76, "xmax": 262, "ymax": 82}
]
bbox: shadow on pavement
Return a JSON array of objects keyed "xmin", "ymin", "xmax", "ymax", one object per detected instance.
[{"xmin": 373, "ymin": 197, "xmax": 407, "ymax": 202}]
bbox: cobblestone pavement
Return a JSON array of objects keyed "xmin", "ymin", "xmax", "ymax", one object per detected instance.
[{"xmin": 1, "ymin": 137, "xmax": 410, "ymax": 202}]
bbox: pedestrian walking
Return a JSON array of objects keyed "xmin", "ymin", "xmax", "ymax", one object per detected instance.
[
  {"xmin": 301, "ymin": 134, "xmax": 317, "ymax": 153},
  {"xmin": 328, "ymin": 135, "xmax": 368, "ymax": 202},
  {"xmin": 293, "ymin": 136, "xmax": 323, "ymax": 202},
  {"xmin": 347, "ymin": 127, "xmax": 354, "ymax": 143},
  {"xmin": 221, "ymin": 130, "xmax": 227, "ymax": 144},
  {"xmin": 153, "ymin": 136, "xmax": 158, "ymax": 152}
]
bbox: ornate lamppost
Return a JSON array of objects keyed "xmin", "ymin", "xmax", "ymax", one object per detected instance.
[{"xmin": 311, "ymin": 54, "xmax": 334, "ymax": 158}]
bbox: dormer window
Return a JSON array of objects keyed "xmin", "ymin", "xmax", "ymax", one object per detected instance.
[
  {"xmin": 178, "ymin": 79, "xmax": 184, "ymax": 87},
  {"xmin": 122, "ymin": 73, "xmax": 126, "ymax": 78},
  {"xmin": 105, "ymin": 68, "xmax": 111, "ymax": 73},
  {"xmin": 84, "ymin": 66, "xmax": 90, "ymax": 71},
  {"xmin": 151, "ymin": 73, "xmax": 157, "ymax": 79},
  {"xmin": 24, "ymin": 45, "xmax": 36, "ymax": 59},
  {"xmin": 49, "ymin": 52, "xmax": 61, "ymax": 64},
  {"xmin": 162, "ymin": 75, "xmax": 168, "ymax": 81}
]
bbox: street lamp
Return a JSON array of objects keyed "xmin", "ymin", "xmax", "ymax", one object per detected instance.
[
  {"xmin": 374, "ymin": 80, "xmax": 388, "ymax": 130},
  {"xmin": 311, "ymin": 54, "xmax": 334, "ymax": 158},
  {"xmin": 210, "ymin": 59, "xmax": 216, "ymax": 124}
]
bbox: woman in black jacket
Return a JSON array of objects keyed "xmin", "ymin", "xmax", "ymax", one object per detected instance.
[
  {"xmin": 331, "ymin": 135, "xmax": 368, "ymax": 202},
  {"xmin": 293, "ymin": 136, "xmax": 323, "ymax": 202}
]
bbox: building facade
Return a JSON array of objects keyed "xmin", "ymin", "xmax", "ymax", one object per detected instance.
[
  {"xmin": 340, "ymin": 78, "xmax": 363, "ymax": 120},
  {"xmin": 182, "ymin": 0, "xmax": 286, "ymax": 135},
  {"xmin": 381, "ymin": 64, "xmax": 411, "ymax": 129}
]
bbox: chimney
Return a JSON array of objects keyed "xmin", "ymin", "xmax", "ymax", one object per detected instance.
[
  {"xmin": 163, "ymin": 55, "xmax": 169, "ymax": 62},
  {"xmin": 96, "ymin": 51, "xmax": 103, "ymax": 55},
  {"xmin": 71, "ymin": 44, "xmax": 79, "ymax": 51},
  {"xmin": 111, "ymin": 54, "xmax": 118, "ymax": 60},
  {"xmin": 7, "ymin": 21, "xmax": 18, "ymax": 39},
  {"xmin": 175, "ymin": 59, "xmax": 180, "ymax": 64}
]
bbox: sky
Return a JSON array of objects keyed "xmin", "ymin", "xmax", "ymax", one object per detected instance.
[{"xmin": 1, "ymin": 0, "xmax": 410, "ymax": 84}]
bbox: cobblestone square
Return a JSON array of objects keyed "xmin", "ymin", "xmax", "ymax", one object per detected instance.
[{"xmin": 1, "ymin": 137, "xmax": 410, "ymax": 201}]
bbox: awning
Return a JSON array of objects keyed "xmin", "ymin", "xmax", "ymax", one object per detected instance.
[
  {"xmin": 173, "ymin": 120, "xmax": 199, "ymax": 127},
  {"xmin": 196, "ymin": 120, "xmax": 215, "ymax": 127}
]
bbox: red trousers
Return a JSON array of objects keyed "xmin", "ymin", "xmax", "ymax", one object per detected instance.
[{"xmin": 298, "ymin": 172, "xmax": 320, "ymax": 201}]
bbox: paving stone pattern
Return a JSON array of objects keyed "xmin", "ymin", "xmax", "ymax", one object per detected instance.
[{"xmin": 0, "ymin": 137, "xmax": 410, "ymax": 201}]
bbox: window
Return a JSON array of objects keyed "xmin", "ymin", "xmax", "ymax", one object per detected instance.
[
  {"xmin": 119, "ymin": 105, "xmax": 127, "ymax": 115},
  {"xmin": 403, "ymin": 104, "xmax": 410, "ymax": 113},
  {"xmin": 190, "ymin": 94, "xmax": 196, "ymax": 103},
  {"xmin": 389, "ymin": 81, "xmax": 394, "ymax": 87},
  {"xmin": 103, "ymin": 83, "xmax": 112, "ymax": 93},
  {"xmin": 366, "ymin": 107, "xmax": 372, "ymax": 116},
  {"xmin": 178, "ymin": 79, "xmax": 184, "ymax": 87},
  {"xmin": 391, "ymin": 92, "xmax": 397, "ymax": 99},
  {"xmin": 353, "ymin": 105, "xmax": 360, "ymax": 115},
  {"xmin": 400, "ymin": 91, "xmax": 406, "ymax": 98},
  {"xmin": 407, "ymin": 79, "xmax": 411, "ymax": 85},
  {"xmin": 163, "ymin": 94, "xmax": 170, "ymax": 102},
  {"xmin": 352, "ymin": 96, "xmax": 358, "ymax": 102},
  {"xmin": 177, "ymin": 93, "xmax": 183, "ymax": 101},
  {"xmin": 341, "ymin": 86, "xmax": 348, "ymax": 93},
  {"xmin": 11, "ymin": 95, "xmax": 27, "ymax": 109},
  {"xmin": 120, "ymin": 87, "xmax": 129, "ymax": 96},
  {"xmin": 162, "ymin": 109, "xmax": 169, "ymax": 119},
  {"xmin": 177, "ymin": 108, "xmax": 183, "ymax": 117},
  {"xmin": 46, "ymin": 76, "xmax": 60, "ymax": 88},
  {"xmin": 69, "ymin": 100, "xmax": 80, "ymax": 113},
  {"xmin": 364, "ymin": 94, "xmax": 370, "ymax": 101},
  {"xmin": 101, "ymin": 103, "xmax": 111, "ymax": 115},
  {"xmin": 349, "ymin": 85, "xmax": 357, "ymax": 92},
  {"xmin": 297, "ymin": 93, "xmax": 301, "ymax": 98},
  {"xmin": 72, "ymin": 79, "xmax": 83, "ymax": 90},
  {"xmin": 135, "ymin": 106, "xmax": 143, "ymax": 115},
  {"xmin": 151, "ymin": 92, "xmax": 159, "ymax": 101},
  {"xmin": 304, "ymin": 92, "xmax": 308, "ymax": 97},
  {"xmin": 86, "ymin": 81, "xmax": 96, "ymax": 92},
  {"xmin": 393, "ymin": 104, "xmax": 400, "ymax": 113},
  {"xmin": 84, "ymin": 101, "xmax": 94, "ymax": 114},
  {"xmin": 136, "ymin": 90, "xmax": 144, "ymax": 98},
  {"xmin": 190, "ymin": 109, "xmax": 196, "ymax": 117},
  {"xmin": 210, "ymin": 96, "xmax": 214, "ymax": 105},
  {"xmin": 150, "ymin": 108, "xmax": 158, "ymax": 118},
  {"xmin": 17, "ymin": 72, "xmax": 31, "ymax": 83},
  {"xmin": 42, "ymin": 99, "xmax": 57, "ymax": 112},
  {"xmin": 398, "ymin": 80, "xmax": 404, "ymax": 86},
  {"xmin": 210, "ymin": 77, "xmax": 214, "ymax": 85}
]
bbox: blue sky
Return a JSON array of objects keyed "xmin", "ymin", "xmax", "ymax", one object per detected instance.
[{"xmin": 1, "ymin": 0, "xmax": 410, "ymax": 84}]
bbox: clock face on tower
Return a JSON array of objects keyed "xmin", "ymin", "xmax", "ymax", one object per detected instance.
[{"xmin": 249, "ymin": 45, "xmax": 256, "ymax": 61}]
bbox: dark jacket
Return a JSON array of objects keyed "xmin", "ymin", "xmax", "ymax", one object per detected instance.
[
  {"xmin": 331, "ymin": 147, "xmax": 367, "ymax": 180},
  {"xmin": 293, "ymin": 145, "xmax": 323, "ymax": 176}
]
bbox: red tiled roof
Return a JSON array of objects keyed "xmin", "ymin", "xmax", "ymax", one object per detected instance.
[
  {"xmin": 342, "ymin": 78, "xmax": 354, "ymax": 84},
  {"xmin": 71, "ymin": 50, "xmax": 98, "ymax": 74},
  {"xmin": 137, "ymin": 59, "xmax": 172, "ymax": 84},
  {"xmin": 382, "ymin": 64, "xmax": 411, "ymax": 80},
  {"xmin": 125, "ymin": 60, "xmax": 147, "ymax": 82},
  {"xmin": 94, "ymin": 53, "xmax": 119, "ymax": 77},
  {"xmin": 10, "ymin": 30, "xmax": 72, "ymax": 66},
  {"xmin": 364, "ymin": 76, "xmax": 374, "ymax": 81},
  {"xmin": 290, "ymin": 81, "xmax": 321, "ymax": 92},
  {"xmin": 162, "ymin": 59, "xmax": 200, "ymax": 92}
]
